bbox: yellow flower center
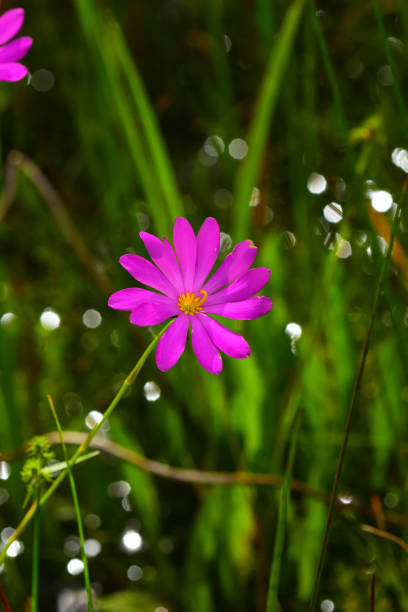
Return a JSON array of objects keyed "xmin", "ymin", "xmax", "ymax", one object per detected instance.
[{"xmin": 177, "ymin": 290, "xmax": 207, "ymax": 315}]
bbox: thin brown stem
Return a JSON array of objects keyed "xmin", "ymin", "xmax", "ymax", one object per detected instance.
[
  {"xmin": 0, "ymin": 150, "xmax": 112, "ymax": 295},
  {"xmin": 362, "ymin": 524, "xmax": 408, "ymax": 555},
  {"xmin": 40, "ymin": 429, "xmax": 323, "ymax": 495}
]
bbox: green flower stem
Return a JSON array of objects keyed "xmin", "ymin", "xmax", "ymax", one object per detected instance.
[
  {"xmin": 47, "ymin": 394, "xmax": 94, "ymax": 612},
  {"xmin": 31, "ymin": 489, "xmax": 40, "ymax": 612},
  {"xmin": 308, "ymin": 180, "xmax": 408, "ymax": 610},
  {"xmin": 0, "ymin": 322, "xmax": 171, "ymax": 565},
  {"xmin": 267, "ymin": 410, "xmax": 302, "ymax": 611}
]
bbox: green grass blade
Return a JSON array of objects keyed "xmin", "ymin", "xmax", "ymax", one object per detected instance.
[
  {"xmin": 41, "ymin": 451, "xmax": 100, "ymax": 474},
  {"xmin": 31, "ymin": 490, "xmax": 40, "ymax": 612},
  {"xmin": 267, "ymin": 410, "xmax": 302, "ymax": 611},
  {"xmin": 47, "ymin": 394, "xmax": 94, "ymax": 612},
  {"xmin": 371, "ymin": 0, "xmax": 408, "ymax": 141},
  {"xmin": 112, "ymin": 24, "xmax": 185, "ymax": 221},
  {"xmin": 73, "ymin": 0, "xmax": 170, "ymax": 235},
  {"xmin": 232, "ymin": 0, "xmax": 305, "ymax": 240}
]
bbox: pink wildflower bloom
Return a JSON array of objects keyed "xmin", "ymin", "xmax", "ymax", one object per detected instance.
[
  {"xmin": 108, "ymin": 217, "xmax": 272, "ymax": 374},
  {"xmin": 0, "ymin": 2, "xmax": 32, "ymax": 82}
]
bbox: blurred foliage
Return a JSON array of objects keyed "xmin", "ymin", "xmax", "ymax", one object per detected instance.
[{"xmin": 1, "ymin": 0, "xmax": 408, "ymax": 610}]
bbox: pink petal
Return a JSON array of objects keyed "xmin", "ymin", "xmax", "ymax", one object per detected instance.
[
  {"xmin": 202, "ymin": 240, "xmax": 258, "ymax": 295},
  {"xmin": 173, "ymin": 217, "xmax": 196, "ymax": 292},
  {"xmin": 0, "ymin": 61, "xmax": 27, "ymax": 81},
  {"xmin": 204, "ymin": 296, "xmax": 273, "ymax": 320},
  {"xmin": 194, "ymin": 217, "xmax": 220, "ymax": 290},
  {"xmin": 205, "ymin": 268, "xmax": 270, "ymax": 305},
  {"xmin": 199, "ymin": 315, "xmax": 250, "ymax": 358},
  {"xmin": 0, "ymin": 36, "xmax": 32, "ymax": 63},
  {"xmin": 129, "ymin": 301, "xmax": 178, "ymax": 326},
  {"xmin": 0, "ymin": 8, "xmax": 25, "ymax": 45},
  {"xmin": 119, "ymin": 254, "xmax": 178, "ymax": 298},
  {"xmin": 156, "ymin": 314, "xmax": 189, "ymax": 371},
  {"xmin": 190, "ymin": 316, "xmax": 222, "ymax": 374},
  {"xmin": 140, "ymin": 232, "xmax": 183, "ymax": 292},
  {"xmin": 108, "ymin": 288, "xmax": 174, "ymax": 311}
]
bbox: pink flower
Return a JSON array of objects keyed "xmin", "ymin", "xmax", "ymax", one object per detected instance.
[
  {"xmin": 0, "ymin": 3, "xmax": 32, "ymax": 82},
  {"xmin": 108, "ymin": 217, "xmax": 272, "ymax": 374}
]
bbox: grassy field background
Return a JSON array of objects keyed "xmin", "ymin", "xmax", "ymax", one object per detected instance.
[{"xmin": 1, "ymin": 0, "xmax": 408, "ymax": 610}]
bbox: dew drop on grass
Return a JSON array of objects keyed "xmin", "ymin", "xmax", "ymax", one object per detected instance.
[
  {"xmin": 31, "ymin": 69, "xmax": 55, "ymax": 92},
  {"xmin": 323, "ymin": 202, "xmax": 343, "ymax": 224},
  {"xmin": 0, "ymin": 312, "xmax": 16, "ymax": 327},
  {"xmin": 1, "ymin": 527, "xmax": 15, "ymax": 543},
  {"xmin": 84, "ymin": 538, "xmax": 101, "ymax": 557},
  {"xmin": 144, "ymin": 381, "xmax": 161, "ymax": 402},
  {"xmin": 108, "ymin": 481, "xmax": 131, "ymax": 498},
  {"xmin": 6, "ymin": 540, "xmax": 24, "ymax": 558},
  {"xmin": 369, "ymin": 190, "xmax": 393, "ymax": 212},
  {"xmin": 84, "ymin": 514, "xmax": 101, "ymax": 530},
  {"xmin": 220, "ymin": 232, "xmax": 232, "ymax": 253},
  {"xmin": 285, "ymin": 323, "xmax": 302, "ymax": 354},
  {"xmin": 40, "ymin": 309, "xmax": 61, "ymax": 330},
  {"xmin": 85, "ymin": 410, "xmax": 103, "ymax": 429},
  {"xmin": 121, "ymin": 529, "xmax": 143, "ymax": 553},
  {"xmin": 64, "ymin": 536, "xmax": 81, "ymax": 557},
  {"xmin": 0, "ymin": 462, "xmax": 10, "ymax": 481},
  {"xmin": 338, "ymin": 492, "xmax": 353, "ymax": 505},
  {"xmin": 127, "ymin": 564, "xmax": 143, "ymax": 581},
  {"xmin": 228, "ymin": 138, "xmax": 248, "ymax": 159},
  {"xmin": 224, "ymin": 34, "xmax": 232, "ymax": 52},
  {"xmin": 391, "ymin": 147, "xmax": 408, "ymax": 173},
  {"xmin": 249, "ymin": 187, "xmax": 260, "ymax": 207},
  {"xmin": 307, "ymin": 172, "xmax": 327, "ymax": 194},
  {"xmin": 67, "ymin": 558, "xmax": 84, "ymax": 575},
  {"xmin": 335, "ymin": 237, "xmax": 352, "ymax": 259},
  {"xmin": 85, "ymin": 410, "xmax": 110, "ymax": 433},
  {"xmin": 0, "ymin": 489, "xmax": 9, "ymax": 504},
  {"xmin": 82, "ymin": 309, "xmax": 102, "ymax": 328},
  {"xmin": 203, "ymin": 135, "xmax": 225, "ymax": 157}
]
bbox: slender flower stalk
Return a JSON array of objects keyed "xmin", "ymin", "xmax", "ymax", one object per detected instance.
[
  {"xmin": 0, "ymin": 322, "xmax": 171, "ymax": 564},
  {"xmin": 47, "ymin": 394, "xmax": 94, "ymax": 612},
  {"xmin": 308, "ymin": 178, "xmax": 408, "ymax": 610},
  {"xmin": 30, "ymin": 489, "xmax": 40, "ymax": 612},
  {"xmin": 108, "ymin": 216, "xmax": 272, "ymax": 374}
]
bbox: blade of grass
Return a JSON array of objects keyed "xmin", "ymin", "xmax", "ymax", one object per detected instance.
[
  {"xmin": 255, "ymin": 0, "xmax": 275, "ymax": 56},
  {"xmin": 371, "ymin": 0, "xmax": 408, "ymax": 141},
  {"xmin": 206, "ymin": 0, "xmax": 237, "ymax": 136},
  {"xmin": 73, "ymin": 0, "xmax": 170, "ymax": 235},
  {"xmin": 112, "ymin": 23, "xmax": 184, "ymax": 221},
  {"xmin": 47, "ymin": 394, "xmax": 94, "ymax": 612},
  {"xmin": 308, "ymin": 178, "xmax": 408, "ymax": 610},
  {"xmin": 232, "ymin": 0, "xmax": 305, "ymax": 241},
  {"xmin": 267, "ymin": 410, "xmax": 302, "ymax": 611},
  {"xmin": 30, "ymin": 490, "xmax": 40, "ymax": 612},
  {"xmin": 0, "ymin": 320, "xmax": 172, "ymax": 565},
  {"xmin": 42, "ymin": 451, "xmax": 100, "ymax": 474}
]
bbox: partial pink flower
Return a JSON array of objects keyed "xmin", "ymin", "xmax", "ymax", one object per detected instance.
[
  {"xmin": 0, "ymin": 3, "xmax": 32, "ymax": 82},
  {"xmin": 108, "ymin": 217, "xmax": 273, "ymax": 374}
]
